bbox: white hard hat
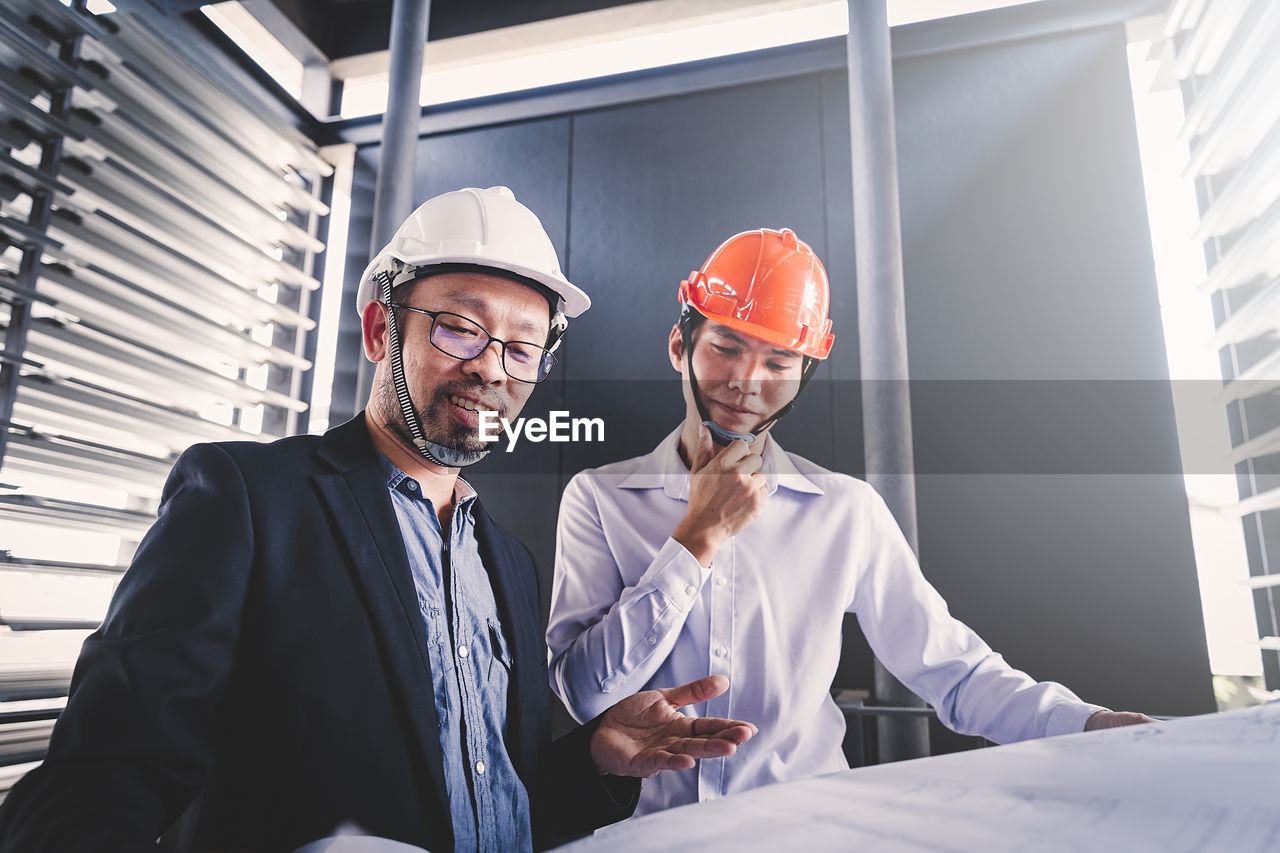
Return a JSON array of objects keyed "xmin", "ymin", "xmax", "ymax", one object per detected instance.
[{"xmin": 354, "ymin": 186, "xmax": 589, "ymax": 318}]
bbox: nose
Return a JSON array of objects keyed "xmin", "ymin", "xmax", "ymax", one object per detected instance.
[
  {"xmin": 466, "ymin": 339, "xmax": 508, "ymax": 385},
  {"xmin": 725, "ymin": 357, "xmax": 770, "ymax": 395}
]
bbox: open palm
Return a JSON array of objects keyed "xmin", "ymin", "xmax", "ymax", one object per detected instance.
[{"xmin": 590, "ymin": 674, "xmax": 757, "ymax": 778}]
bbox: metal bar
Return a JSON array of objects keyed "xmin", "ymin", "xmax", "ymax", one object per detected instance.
[
  {"xmin": 0, "ymin": 555, "xmax": 125, "ymax": 576},
  {"xmin": 1228, "ymin": 424, "xmax": 1280, "ymax": 466},
  {"xmin": 847, "ymin": 0, "xmax": 929, "ymax": 764},
  {"xmin": 64, "ymin": 111, "xmax": 323, "ymax": 254},
  {"xmin": 23, "ymin": 320, "xmax": 307, "ymax": 413},
  {"xmin": 78, "ymin": 38, "xmax": 327, "ymax": 217},
  {"xmin": 0, "ymin": 671, "xmax": 73, "ymax": 704},
  {"xmin": 1209, "ymin": 275, "xmax": 1280, "ymax": 348},
  {"xmin": 0, "ymin": 493, "xmax": 153, "ymax": 537},
  {"xmin": 103, "ymin": 10, "xmax": 332, "ymax": 176},
  {"xmin": 356, "ymin": 0, "xmax": 431, "ymax": 407},
  {"xmin": 59, "ymin": 157, "xmax": 321, "ymax": 292},
  {"xmin": 0, "ymin": 708, "xmax": 62, "ymax": 726},
  {"xmin": 0, "ymin": 15, "xmax": 80, "ymax": 473},
  {"xmin": 44, "ymin": 211, "xmax": 314, "ymax": 331},
  {"xmin": 12, "ymin": 381, "xmax": 244, "ymax": 452},
  {"xmin": 0, "ymin": 150, "xmax": 72, "ymax": 197},
  {"xmin": 26, "ymin": 265, "xmax": 310, "ymax": 371}
]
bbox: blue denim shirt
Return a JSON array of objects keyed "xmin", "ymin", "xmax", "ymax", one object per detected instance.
[{"xmin": 379, "ymin": 453, "xmax": 532, "ymax": 853}]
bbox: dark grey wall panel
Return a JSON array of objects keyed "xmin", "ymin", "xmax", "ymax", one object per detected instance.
[{"xmin": 885, "ymin": 26, "xmax": 1214, "ymax": 715}]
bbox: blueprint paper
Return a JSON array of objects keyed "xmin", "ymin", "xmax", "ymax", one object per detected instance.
[{"xmin": 559, "ymin": 701, "xmax": 1280, "ymax": 852}]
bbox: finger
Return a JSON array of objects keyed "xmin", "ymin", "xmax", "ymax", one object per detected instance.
[
  {"xmin": 689, "ymin": 717, "xmax": 758, "ymax": 742},
  {"xmin": 707, "ymin": 438, "xmax": 748, "ymax": 472},
  {"xmin": 657, "ymin": 674, "xmax": 729, "ymax": 708},
  {"xmin": 666, "ymin": 736, "xmax": 740, "ymax": 760},
  {"xmin": 647, "ymin": 752, "xmax": 696, "ymax": 775},
  {"xmin": 736, "ymin": 452, "xmax": 763, "ymax": 476}
]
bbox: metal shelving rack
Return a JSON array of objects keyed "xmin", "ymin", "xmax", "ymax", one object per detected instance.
[{"xmin": 0, "ymin": 0, "xmax": 332, "ymax": 710}]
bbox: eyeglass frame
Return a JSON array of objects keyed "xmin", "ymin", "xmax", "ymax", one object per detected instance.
[{"xmin": 385, "ymin": 302, "xmax": 559, "ymax": 383}]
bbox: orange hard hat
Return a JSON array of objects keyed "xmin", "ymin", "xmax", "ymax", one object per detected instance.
[{"xmin": 678, "ymin": 227, "xmax": 834, "ymax": 360}]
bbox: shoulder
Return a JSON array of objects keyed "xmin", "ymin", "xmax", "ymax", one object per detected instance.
[
  {"xmin": 561, "ymin": 451, "xmax": 651, "ymax": 502},
  {"xmin": 164, "ymin": 434, "xmax": 324, "ymax": 501},
  {"xmin": 202, "ymin": 433, "xmax": 321, "ymax": 468},
  {"xmin": 781, "ymin": 451, "xmax": 884, "ymax": 507},
  {"xmin": 175, "ymin": 433, "xmax": 322, "ymax": 474}
]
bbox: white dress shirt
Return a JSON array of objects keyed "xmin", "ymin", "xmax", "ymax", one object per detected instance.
[{"xmin": 547, "ymin": 424, "xmax": 1105, "ymax": 817}]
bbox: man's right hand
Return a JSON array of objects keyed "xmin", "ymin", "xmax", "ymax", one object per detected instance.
[{"xmin": 672, "ymin": 425, "xmax": 769, "ymax": 566}]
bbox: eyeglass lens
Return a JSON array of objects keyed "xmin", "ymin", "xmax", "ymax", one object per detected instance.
[{"xmin": 429, "ymin": 312, "xmax": 554, "ymax": 382}]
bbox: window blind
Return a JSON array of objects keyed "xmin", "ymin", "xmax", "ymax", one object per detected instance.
[
  {"xmin": 1163, "ymin": 0, "xmax": 1280, "ymax": 687},
  {"xmin": 0, "ymin": 0, "xmax": 331, "ymax": 722}
]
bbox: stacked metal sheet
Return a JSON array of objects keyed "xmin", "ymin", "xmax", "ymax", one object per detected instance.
[{"xmin": 0, "ymin": 0, "xmax": 331, "ymax": 698}]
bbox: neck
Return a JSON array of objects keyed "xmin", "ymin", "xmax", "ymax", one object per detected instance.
[{"xmin": 366, "ymin": 412, "xmax": 460, "ymax": 528}]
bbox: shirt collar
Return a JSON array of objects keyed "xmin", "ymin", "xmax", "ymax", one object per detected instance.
[
  {"xmin": 377, "ymin": 449, "xmax": 478, "ymax": 509},
  {"xmin": 617, "ymin": 422, "xmax": 824, "ymax": 500}
]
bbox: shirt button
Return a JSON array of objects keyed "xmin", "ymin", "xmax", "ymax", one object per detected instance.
[
  {"xmin": 715, "ymin": 646, "xmax": 727, "ymax": 658},
  {"xmin": 647, "ymin": 636, "xmax": 657, "ymax": 646},
  {"xmin": 715, "ymin": 576, "xmax": 726, "ymax": 587},
  {"xmin": 406, "ymin": 480, "xmax": 417, "ymax": 491},
  {"xmin": 475, "ymin": 761, "xmax": 486, "ymax": 775},
  {"xmin": 685, "ymin": 584, "xmax": 696, "ymax": 596},
  {"xmin": 458, "ymin": 646, "xmax": 469, "ymax": 658}
]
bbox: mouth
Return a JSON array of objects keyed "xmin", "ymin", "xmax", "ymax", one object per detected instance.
[
  {"xmin": 710, "ymin": 399, "xmax": 757, "ymax": 417},
  {"xmin": 447, "ymin": 394, "xmax": 498, "ymax": 428}
]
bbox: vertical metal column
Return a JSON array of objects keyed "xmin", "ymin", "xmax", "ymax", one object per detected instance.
[
  {"xmin": 846, "ymin": 0, "xmax": 931, "ymax": 763},
  {"xmin": 355, "ymin": 0, "xmax": 432, "ymax": 407}
]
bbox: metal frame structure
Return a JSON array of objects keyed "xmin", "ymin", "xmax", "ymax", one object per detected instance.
[{"xmin": 0, "ymin": 0, "xmax": 332, "ymax": 697}]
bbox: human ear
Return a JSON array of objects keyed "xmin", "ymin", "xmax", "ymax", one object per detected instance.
[
  {"xmin": 361, "ymin": 301, "xmax": 390, "ymax": 362},
  {"xmin": 668, "ymin": 324, "xmax": 685, "ymax": 374}
]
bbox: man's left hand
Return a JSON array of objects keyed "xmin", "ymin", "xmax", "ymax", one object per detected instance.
[
  {"xmin": 590, "ymin": 674, "xmax": 757, "ymax": 778},
  {"xmin": 1085, "ymin": 710, "xmax": 1156, "ymax": 731}
]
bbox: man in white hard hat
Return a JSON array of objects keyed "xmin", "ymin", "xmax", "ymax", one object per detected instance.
[
  {"xmin": 546, "ymin": 227, "xmax": 1152, "ymax": 818},
  {"xmin": 0, "ymin": 187, "xmax": 755, "ymax": 853}
]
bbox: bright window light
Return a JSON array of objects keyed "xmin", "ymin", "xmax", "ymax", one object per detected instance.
[
  {"xmin": 1126, "ymin": 38, "xmax": 1261, "ymax": 678},
  {"xmin": 3, "ymin": 521, "xmax": 121, "ymax": 566},
  {"xmin": 338, "ymin": 0, "xmax": 1048, "ymax": 118},
  {"xmin": 308, "ymin": 147, "xmax": 355, "ymax": 435},
  {"xmin": 55, "ymin": 0, "xmax": 116, "ymax": 12},
  {"xmin": 201, "ymin": 2, "xmax": 305, "ymax": 100}
]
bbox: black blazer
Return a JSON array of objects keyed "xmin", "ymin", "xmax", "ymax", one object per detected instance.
[{"xmin": 0, "ymin": 414, "xmax": 637, "ymax": 852}]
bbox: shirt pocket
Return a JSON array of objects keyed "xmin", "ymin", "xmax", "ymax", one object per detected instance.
[{"xmin": 487, "ymin": 617, "xmax": 513, "ymax": 684}]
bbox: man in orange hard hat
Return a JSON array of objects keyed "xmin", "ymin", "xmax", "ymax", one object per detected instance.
[{"xmin": 546, "ymin": 227, "xmax": 1151, "ymax": 817}]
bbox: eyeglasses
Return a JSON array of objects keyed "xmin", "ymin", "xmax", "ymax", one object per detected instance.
[{"xmin": 387, "ymin": 304, "xmax": 557, "ymax": 383}]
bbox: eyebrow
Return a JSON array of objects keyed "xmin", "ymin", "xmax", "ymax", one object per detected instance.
[
  {"xmin": 710, "ymin": 328, "xmax": 801, "ymax": 359},
  {"xmin": 440, "ymin": 292, "xmax": 546, "ymax": 339}
]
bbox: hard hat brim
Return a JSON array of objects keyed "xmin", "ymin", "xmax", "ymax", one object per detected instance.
[{"xmin": 356, "ymin": 257, "xmax": 590, "ymax": 319}]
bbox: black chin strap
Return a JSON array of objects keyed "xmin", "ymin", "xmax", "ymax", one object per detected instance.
[
  {"xmin": 379, "ymin": 270, "xmax": 475, "ymax": 468},
  {"xmin": 679, "ymin": 309, "xmax": 818, "ymax": 446}
]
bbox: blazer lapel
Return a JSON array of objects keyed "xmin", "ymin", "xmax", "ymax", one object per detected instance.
[{"xmin": 310, "ymin": 415, "xmax": 449, "ymax": 815}]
